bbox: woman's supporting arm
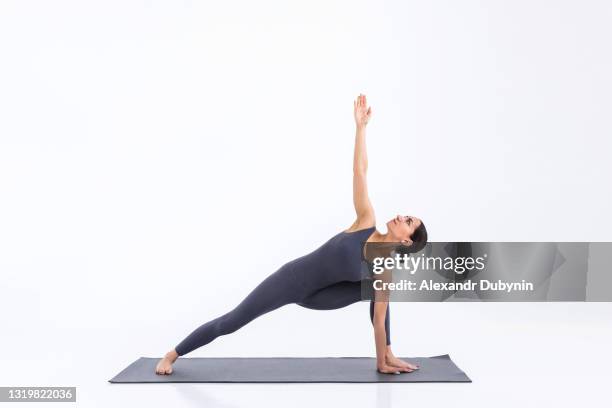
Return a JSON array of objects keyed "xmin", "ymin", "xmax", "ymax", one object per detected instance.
[
  {"xmin": 350, "ymin": 94, "xmax": 375, "ymax": 230},
  {"xmin": 373, "ymin": 301, "xmax": 391, "ymax": 369},
  {"xmin": 372, "ymin": 269, "xmax": 410, "ymax": 373},
  {"xmin": 373, "ymin": 302, "xmax": 408, "ymax": 373}
]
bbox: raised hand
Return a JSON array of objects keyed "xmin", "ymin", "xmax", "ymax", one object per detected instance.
[{"xmin": 353, "ymin": 93, "xmax": 372, "ymax": 128}]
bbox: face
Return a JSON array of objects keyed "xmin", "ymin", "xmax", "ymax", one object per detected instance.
[{"xmin": 386, "ymin": 214, "xmax": 422, "ymax": 245}]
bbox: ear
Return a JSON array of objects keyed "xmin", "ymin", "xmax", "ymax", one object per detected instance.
[{"xmin": 402, "ymin": 238, "xmax": 413, "ymax": 246}]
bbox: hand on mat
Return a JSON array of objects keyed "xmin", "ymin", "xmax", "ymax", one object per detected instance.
[
  {"xmin": 386, "ymin": 356, "xmax": 419, "ymax": 371},
  {"xmin": 354, "ymin": 94, "xmax": 372, "ymax": 128},
  {"xmin": 377, "ymin": 363, "xmax": 412, "ymax": 374},
  {"xmin": 386, "ymin": 352, "xmax": 419, "ymax": 371}
]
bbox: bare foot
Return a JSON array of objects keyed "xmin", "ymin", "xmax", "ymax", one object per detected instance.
[
  {"xmin": 386, "ymin": 350, "xmax": 419, "ymax": 371},
  {"xmin": 155, "ymin": 350, "xmax": 178, "ymax": 375}
]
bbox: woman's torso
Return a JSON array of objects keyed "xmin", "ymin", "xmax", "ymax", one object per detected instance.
[{"xmin": 286, "ymin": 227, "xmax": 376, "ymax": 292}]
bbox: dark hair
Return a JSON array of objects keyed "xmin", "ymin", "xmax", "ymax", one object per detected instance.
[{"xmin": 396, "ymin": 221, "xmax": 428, "ymax": 255}]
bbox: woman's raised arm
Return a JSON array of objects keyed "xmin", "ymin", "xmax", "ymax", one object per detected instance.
[{"xmin": 349, "ymin": 94, "xmax": 375, "ymax": 231}]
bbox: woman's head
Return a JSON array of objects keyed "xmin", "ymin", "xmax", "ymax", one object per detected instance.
[{"xmin": 386, "ymin": 214, "xmax": 428, "ymax": 254}]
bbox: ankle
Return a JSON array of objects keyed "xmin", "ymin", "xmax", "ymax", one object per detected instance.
[{"xmin": 165, "ymin": 350, "xmax": 179, "ymax": 361}]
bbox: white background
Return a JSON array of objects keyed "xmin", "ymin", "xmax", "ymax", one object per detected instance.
[{"xmin": 1, "ymin": 1, "xmax": 611, "ymax": 407}]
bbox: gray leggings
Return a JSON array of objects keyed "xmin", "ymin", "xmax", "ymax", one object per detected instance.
[{"xmin": 175, "ymin": 266, "xmax": 390, "ymax": 356}]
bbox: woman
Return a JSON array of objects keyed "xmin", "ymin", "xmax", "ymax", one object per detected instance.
[{"xmin": 155, "ymin": 94, "xmax": 428, "ymax": 375}]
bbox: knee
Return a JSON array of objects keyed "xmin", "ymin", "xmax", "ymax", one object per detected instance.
[{"xmin": 216, "ymin": 313, "xmax": 241, "ymax": 335}]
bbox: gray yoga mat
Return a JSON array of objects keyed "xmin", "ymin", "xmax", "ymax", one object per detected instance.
[{"xmin": 109, "ymin": 354, "xmax": 470, "ymax": 383}]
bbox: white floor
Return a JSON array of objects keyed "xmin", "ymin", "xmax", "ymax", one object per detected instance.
[{"xmin": 2, "ymin": 303, "xmax": 611, "ymax": 408}]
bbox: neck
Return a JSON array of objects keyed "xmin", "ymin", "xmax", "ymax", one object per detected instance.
[{"xmin": 370, "ymin": 230, "xmax": 396, "ymax": 243}]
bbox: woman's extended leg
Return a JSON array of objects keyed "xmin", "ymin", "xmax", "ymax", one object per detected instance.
[
  {"xmin": 174, "ymin": 265, "xmax": 302, "ymax": 356},
  {"xmin": 157, "ymin": 266, "xmax": 303, "ymax": 374}
]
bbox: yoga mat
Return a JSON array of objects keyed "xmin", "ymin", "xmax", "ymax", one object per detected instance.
[{"xmin": 109, "ymin": 354, "xmax": 471, "ymax": 383}]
